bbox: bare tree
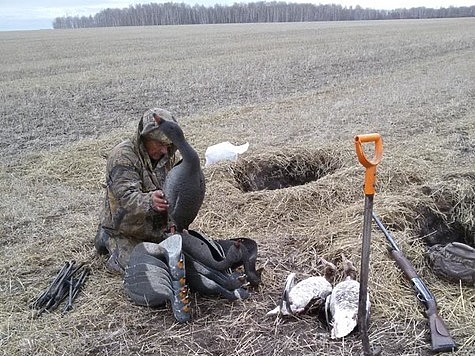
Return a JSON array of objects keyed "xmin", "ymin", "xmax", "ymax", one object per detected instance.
[{"xmin": 52, "ymin": 2, "xmax": 475, "ymax": 29}]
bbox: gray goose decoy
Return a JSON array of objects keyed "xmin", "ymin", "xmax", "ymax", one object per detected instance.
[
  {"xmin": 181, "ymin": 230, "xmax": 249, "ymax": 298},
  {"xmin": 153, "ymin": 113, "xmax": 205, "ymax": 232},
  {"xmin": 182, "ymin": 230, "xmax": 246, "ymax": 271},
  {"xmin": 186, "ymin": 264, "xmax": 250, "ymax": 301},
  {"xmin": 215, "ymin": 238, "xmax": 262, "ymax": 286},
  {"xmin": 123, "ymin": 235, "xmax": 190, "ymax": 323}
]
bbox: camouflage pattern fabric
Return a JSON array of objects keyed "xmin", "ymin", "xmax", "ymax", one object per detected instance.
[
  {"xmin": 97, "ymin": 108, "xmax": 177, "ymax": 271},
  {"xmin": 140, "ymin": 107, "xmax": 177, "ymax": 144},
  {"xmin": 426, "ymin": 242, "xmax": 475, "ymax": 285}
]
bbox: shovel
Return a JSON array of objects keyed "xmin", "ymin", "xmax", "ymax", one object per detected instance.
[{"xmin": 354, "ymin": 133, "xmax": 383, "ymax": 356}]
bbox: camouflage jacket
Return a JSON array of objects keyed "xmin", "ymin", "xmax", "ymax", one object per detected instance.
[{"xmin": 99, "ymin": 120, "xmax": 176, "ymax": 243}]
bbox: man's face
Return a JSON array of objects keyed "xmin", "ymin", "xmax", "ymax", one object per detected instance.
[{"xmin": 143, "ymin": 138, "xmax": 170, "ymax": 161}]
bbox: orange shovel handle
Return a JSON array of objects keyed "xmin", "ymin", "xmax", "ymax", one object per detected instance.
[{"xmin": 354, "ymin": 133, "xmax": 383, "ymax": 195}]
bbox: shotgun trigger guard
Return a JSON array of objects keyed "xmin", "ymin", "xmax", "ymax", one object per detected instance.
[{"xmin": 416, "ymin": 293, "xmax": 425, "ymax": 303}]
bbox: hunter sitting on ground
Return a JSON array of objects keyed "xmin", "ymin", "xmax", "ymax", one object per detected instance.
[{"xmin": 95, "ymin": 107, "xmax": 178, "ymax": 273}]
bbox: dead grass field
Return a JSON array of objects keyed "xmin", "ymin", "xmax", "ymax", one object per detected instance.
[{"xmin": 0, "ymin": 18, "xmax": 474, "ymax": 355}]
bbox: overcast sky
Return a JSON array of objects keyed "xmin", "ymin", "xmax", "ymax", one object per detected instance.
[{"xmin": 1, "ymin": 0, "xmax": 474, "ymax": 31}]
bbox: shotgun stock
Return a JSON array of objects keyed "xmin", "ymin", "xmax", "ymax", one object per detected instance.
[{"xmin": 372, "ymin": 212, "xmax": 456, "ymax": 353}]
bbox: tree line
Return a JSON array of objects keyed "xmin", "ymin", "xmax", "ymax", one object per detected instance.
[{"xmin": 52, "ymin": 2, "xmax": 475, "ymax": 29}]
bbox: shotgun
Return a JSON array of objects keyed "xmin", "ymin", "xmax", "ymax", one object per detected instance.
[{"xmin": 372, "ymin": 212, "xmax": 456, "ymax": 353}]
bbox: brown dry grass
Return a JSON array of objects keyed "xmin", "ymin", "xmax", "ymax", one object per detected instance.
[{"xmin": 1, "ymin": 19, "xmax": 474, "ymax": 355}]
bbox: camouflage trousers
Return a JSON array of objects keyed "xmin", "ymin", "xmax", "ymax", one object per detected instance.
[{"xmin": 95, "ymin": 224, "xmax": 166, "ymax": 274}]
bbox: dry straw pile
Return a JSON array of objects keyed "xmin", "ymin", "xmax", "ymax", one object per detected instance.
[{"xmin": 1, "ymin": 19, "xmax": 474, "ymax": 356}]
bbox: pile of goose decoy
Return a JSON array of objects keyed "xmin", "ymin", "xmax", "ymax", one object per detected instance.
[{"xmin": 123, "ymin": 230, "xmax": 262, "ymax": 323}]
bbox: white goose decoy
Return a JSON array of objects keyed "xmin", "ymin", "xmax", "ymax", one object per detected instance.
[
  {"xmin": 204, "ymin": 141, "xmax": 249, "ymax": 167},
  {"xmin": 267, "ymin": 272, "xmax": 332, "ymax": 316},
  {"xmin": 323, "ymin": 254, "xmax": 370, "ymax": 339}
]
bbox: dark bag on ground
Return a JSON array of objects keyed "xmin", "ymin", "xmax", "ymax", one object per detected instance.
[{"xmin": 425, "ymin": 242, "xmax": 475, "ymax": 285}]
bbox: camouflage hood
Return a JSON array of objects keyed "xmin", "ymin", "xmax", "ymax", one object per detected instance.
[
  {"xmin": 134, "ymin": 108, "xmax": 178, "ymax": 169},
  {"xmin": 139, "ymin": 107, "xmax": 177, "ymax": 144}
]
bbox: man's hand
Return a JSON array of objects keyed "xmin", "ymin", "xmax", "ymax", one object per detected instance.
[{"xmin": 151, "ymin": 190, "xmax": 169, "ymax": 212}]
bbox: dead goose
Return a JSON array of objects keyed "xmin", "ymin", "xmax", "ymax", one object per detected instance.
[
  {"xmin": 323, "ymin": 254, "xmax": 370, "ymax": 339},
  {"xmin": 153, "ymin": 113, "xmax": 205, "ymax": 232},
  {"xmin": 266, "ymin": 270, "xmax": 333, "ymax": 316}
]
